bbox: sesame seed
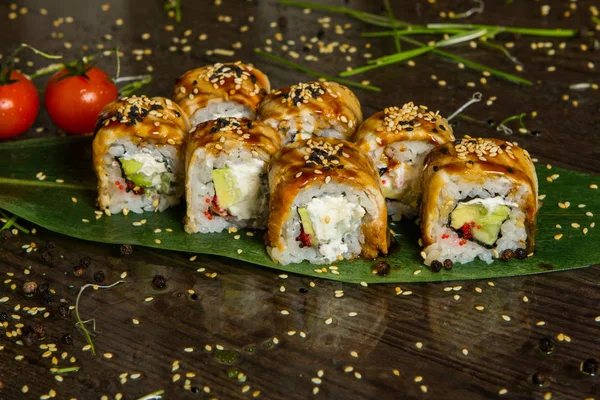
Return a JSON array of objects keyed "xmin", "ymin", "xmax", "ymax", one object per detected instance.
[
  {"xmin": 350, "ymin": 351, "xmax": 359, "ymax": 358},
  {"xmin": 502, "ymin": 315, "xmax": 511, "ymax": 321},
  {"xmin": 499, "ymin": 388, "xmax": 508, "ymax": 395},
  {"xmin": 414, "ymin": 376, "xmax": 423, "ymax": 383},
  {"xmin": 103, "ymin": 352, "xmax": 113, "ymax": 359}
]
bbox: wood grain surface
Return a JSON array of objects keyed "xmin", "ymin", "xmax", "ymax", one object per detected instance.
[{"xmin": 1, "ymin": 0, "xmax": 599, "ymax": 399}]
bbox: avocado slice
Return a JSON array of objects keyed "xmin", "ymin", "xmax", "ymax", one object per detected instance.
[
  {"xmin": 212, "ymin": 168, "xmax": 241, "ymax": 210},
  {"xmin": 128, "ymin": 173, "xmax": 153, "ymax": 187},
  {"xmin": 118, "ymin": 158, "xmax": 144, "ymax": 176},
  {"xmin": 450, "ymin": 203, "xmax": 510, "ymax": 246},
  {"xmin": 381, "ymin": 183, "xmax": 403, "ymax": 200},
  {"xmin": 298, "ymin": 207, "xmax": 317, "ymax": 247}
]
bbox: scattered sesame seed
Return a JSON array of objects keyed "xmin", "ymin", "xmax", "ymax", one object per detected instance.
[
  {"xmin": 502, "ymin": 315, "xmax": 511, "ymax": 321},
  {"xmin": 498, "ymin": 388, "xmax": 508, "ymax": 395},
  {"xmin": 350, "ymin": 351, "xmax": 359, "ymax": 358}
]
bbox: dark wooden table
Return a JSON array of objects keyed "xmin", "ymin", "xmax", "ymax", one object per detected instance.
[{"xmin": 1, "ymin": 0, "xmax": 600, "ymax": 399}]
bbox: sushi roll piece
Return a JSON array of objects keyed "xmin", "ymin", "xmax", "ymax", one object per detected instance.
[
  {"xmin": 258, "ymin": 81, "xmax": 363, "ymax": 143},
  {"xmin": 184, "ymin": 117, "xmax": 282, "ymax": 233},
  {"xmin": 267, "ymin": 137, "xmax": 389, "ymax": 265},
  {"xmin": 93, "ymin": 95, "xmax": 190, "ymax": 214},
  {"xmin": 173, "ymin": 62, "xmax": 270, "ymax": 126},
  {"xmin": 354, "ymin": 102, "xmax": 454, "ymax": 220},
  {"xmin": 420, "ymin": 136, "xmax": 539, "ymax": 266}
]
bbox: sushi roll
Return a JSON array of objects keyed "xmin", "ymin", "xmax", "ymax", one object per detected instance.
[
  {"xmin": 184, "ymin": 117, "xmax": 282, "ymax": 233},
  {"xmin": 354, "ymin": 102, "xmax": 454, "ymax": 220},
  {"xmin": 258, "ymin": 81, "xmax": 363, "ymax": 143},
  {"xmin": 173, "ymin": 62, "xmax": 270, "ymax": 126},
  {"xmin": 420, "ymin": 136, "xmax": 539, "ymax": 266},
  {"xmin": 266, "ymin": 137, "xmax": 389, "ymax": 265},
  {"xmin": 93, "ymin": 95, "xmax": 190, "ymax": 214}
]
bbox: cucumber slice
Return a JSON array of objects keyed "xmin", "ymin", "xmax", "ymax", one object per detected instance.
[
  {"xmin": 128, "ymin": 173, "xmax": 153, "ymax": 187},
  {"xmin": 450, "ymin": 202, "xmax": 510, "ymax": 246},
  {"xmin": 118, "ymin": 158, "xmax": 143, "ymax": 176},
  {"xmin": 297, "ymin": 207, "xmax": 317, "ymax": 247},
  {"xmin": 212, "ymin": 168, "xmax": 241, "ymax": 209}
]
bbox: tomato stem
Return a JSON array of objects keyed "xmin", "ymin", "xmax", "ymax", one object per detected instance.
[{"xmin": 0, "ymin": 43, "xmax": 62, "ymax": 85}]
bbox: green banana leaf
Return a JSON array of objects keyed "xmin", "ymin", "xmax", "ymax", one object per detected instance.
[{"xmin": 0, "ymin": 136, "xmax": 598, "ymax": 283}]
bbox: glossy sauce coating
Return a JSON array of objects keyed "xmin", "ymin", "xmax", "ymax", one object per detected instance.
[
  {"xmin": 354, "ymin": 103, "xmax": 454, "ymax": 155},
  {"xmin": 258, "ymin": 81, "xmax": 363, "ymax": 141},
  {"xmin": 267, "ymin": 137, "xmax": 389, "ymax": 260},
  {"xmin": 420, "ymin": 136, "xmax": 539, "ymax": 249},
  {"xmin": 186, "ymin": 117, "xmax": 283, "ymax": 165},
  {"xmin": 173, "ymin": 62, "xmax": 270, "ymax": 119}
]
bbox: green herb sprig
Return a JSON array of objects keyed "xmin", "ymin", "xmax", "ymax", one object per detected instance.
[
  {"xmin": 164, "ymin": 0, "xmax": 182, "ymax": 22},
  {"xmin": 75, "ymin": 280, "xmax": 127, "ymax": 355},
  {"xmin": 279, "ymin": 0, "xmax": 576, "ymax": 86},
  {"xmin": 117, "ymin": 75, "xmax": 153, "ymax": 97},
  {"xmin": 0, "ymin": 210, "xmax": 30, "ymax": 234},
  {"xmin": 254, "ymin": 49, "xmax": 381, "ymax": 92}
]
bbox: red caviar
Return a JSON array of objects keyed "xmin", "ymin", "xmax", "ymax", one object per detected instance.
[
  {"xmin": 296, "ymin": 225, "xmax": 312, "ymax": 248},
  {"xmin": 460, "ymin": 222, "xmax": 476, "ymax": 240}
]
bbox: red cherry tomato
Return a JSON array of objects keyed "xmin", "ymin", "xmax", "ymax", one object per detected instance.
[
  {"xmin": 45, "ymin": 66, "xmax": 118, "ymax": 135},
  {"xmin": 0, "ymin": 71, "xmax": 39, "ymax": 139}
]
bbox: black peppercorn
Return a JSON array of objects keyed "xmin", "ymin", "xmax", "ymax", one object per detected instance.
[
  {"xmin": 94, "ymin": 271, "xmax": 106, "ymax": 283},
  {"xmin": 33, "ymin": 323, "xmax": 46, "ymax": 339},
  {"xmin": 61, "ymin": 333, "xmax": 74, "ymax": 345},
  {"xmin": 430, "ymin": 260, "xmax": 442, "ymax": 273},
  {"xmin": 58, "ymin": 303, "xmax": 70, "ymax": 317},
  {"xmin": 191, "ymin": 387, "xmax": 200, "ymax": 393},
  {"xmin": 515, "ymin": 248, "xmax": 527, "ymax": 260},
  {"xmin": 376, "ymin": 261, "xmax": 390, "ymax": 276},
  {"xmin": 501, "ymin": 249, "xmax": 516, "ymax": 261},
  {"xmin": 443, "ymin": 259, "xmax": 453, "ymax": 270},
  {"xmin": 191, "ymin": 293, "xmax": 199, "ymax": 301},
  {"xmin": 22, "ymin": 326, "xmax": 36, "ymax": 347},
  {"xmin": 582, "ymin": 358, "xmax": 598, "ymax": 375},
  {"xmin": 0, "ymin": 230, "xmax": 12, "ymax": 240},
  {"xmin": 39, "ymin": 287, "xmax": 53, "ymax": 304},
  {"xmin": 532, "ymin": 372, "xmax": 545, "ymax": 386},
  {"xmin": 299, "ymin": 287, "xmax": 308, "ymax": 294},
  {"xmin": 120, "ymin": 244, "xmax": 133, "ymax": 256},
  {"xmin": 23, "ymin": 281, "xmax": 38, "ymax": 296},
  {"xmin": 73, "ymin": 265, "xmax": 86, "ymax": 277},
  {"xmin": 0, "ymin": 312, "xmax": 7, "ymax": 322},
  {"xmin": 79, "ymin": 257, "xmax": 91, "ymax": 268},
  {"xmin": 539, "ymin": 337, "xmax": 553, "ymax": 353},
  {"xmin": 152, "ymin": 275, "xmax": 166, "ymax": 289},
  {"xmin": 41, "ymin": 251, "xmax": 52, "ymax": 264}
]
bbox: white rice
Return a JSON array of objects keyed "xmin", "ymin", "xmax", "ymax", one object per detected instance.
[
  {"xmin": 185, "ymin": 147, "xmax": 269, "ymax": 233},
  {"xmin": 103, "ymin": 139, "xmax": 183, "ymax": 214},
  {"xmin": 367, "ymin": 140, "xmax": 435, "ymax": 221},
  {"xmin": 423, "ymin": 171, "xmax": 531, "ymax": 265},
  {"xmin": 262, "ymin": 108, "xmax": 346, "ymax": 143},
  {"xmin": 268, "ymin": 183, "xmax": 378, "ymax": 265},
  {"xmin": 190, "ymin": 100, "xmax": 255, "ymax": 126}
]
